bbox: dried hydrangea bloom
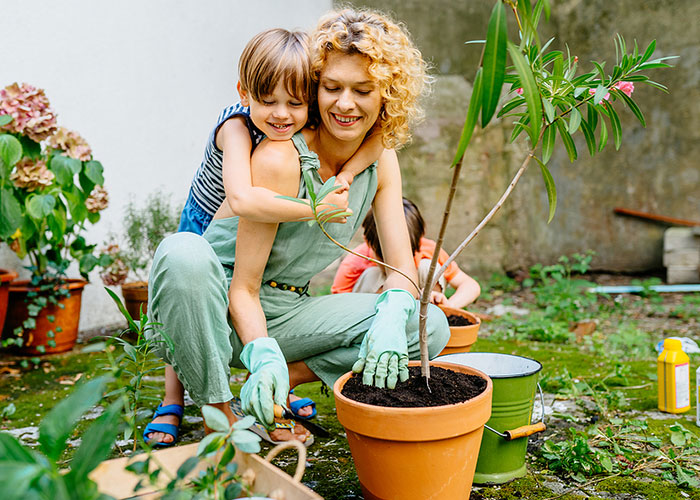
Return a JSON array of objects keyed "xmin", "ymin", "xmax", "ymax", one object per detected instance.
[
  {"xmin": 0, "ymin": 82, "xmax": 58, "ymax": 142},
  {"xmin": 10, "ymin": 158, "xmax": 54, "ymax": 191},
  {"xmin": 47, "ymin": 126, "xmax": 92, "ymax": 161},
  {"xmin": 100, "ymin": 244, "xmax": 129, "ymax": 285},
  {"xmin": 86, "ymin": 185, "xmax": 109, "ymax": 212}
]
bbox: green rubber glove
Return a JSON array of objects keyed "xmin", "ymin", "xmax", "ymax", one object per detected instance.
[
  {"xmin": 352, "ymin": 289, "xmax": 417, "ymax": 389},
  {"xmin": 239, "ymin": 337, "xmax": 289, "ymax": 429}
]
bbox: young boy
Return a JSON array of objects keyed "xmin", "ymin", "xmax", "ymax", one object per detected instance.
[
  {"xmin": 146, "ymin": 28, "xmax": 385, "ymax": 447},
  {"xmin": 332, "ymin": 198, "xmax": 481, "ymax": 308}
]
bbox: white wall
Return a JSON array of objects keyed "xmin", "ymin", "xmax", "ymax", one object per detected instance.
[{"xmin": 0, "ymin": 0, "xmax": 332, "ymax": 331}]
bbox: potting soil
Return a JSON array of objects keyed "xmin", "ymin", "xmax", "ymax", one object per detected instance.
[
  {"xmin": 446, "ymin": 314, "xmax": 476, "ymax": 326},
  {"xmin": 341, "ymin": 365, "xmax": 487, "ymax": 407}
]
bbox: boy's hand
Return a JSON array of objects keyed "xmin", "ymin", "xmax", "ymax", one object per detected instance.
[
  {"xmin": 335, "ymin": 171, "xmax": 354, "ymax": 189},
  {"xmin": 319, "ymin": 184, "xmax": 351, "ymax": 224},
  {"xmin": 430, "ymin": 291, "xmax": 448, "ymax": 305}
]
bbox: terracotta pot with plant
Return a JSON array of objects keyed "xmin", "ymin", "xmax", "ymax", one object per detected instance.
[
  {"xmin": 100, "ymin": 193, "xmax": 181, "ymax": 320},
  {"xmin": 295, "ymin": 1, "xmax": 673, "ymax": 497},
  {"xmin": 0, "ymin": 268, "xmax": 18, "ymax": 332},
  {"xmin": 0, "ymin": 83, "xmax": 111, "ymax": 363}
]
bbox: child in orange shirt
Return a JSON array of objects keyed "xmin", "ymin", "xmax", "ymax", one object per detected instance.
[{"xmin": 332, "ymin": 198, "xmax": 480, "ymax": 308}]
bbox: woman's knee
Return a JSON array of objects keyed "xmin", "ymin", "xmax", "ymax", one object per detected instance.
[
  {"xmin": 425, "ymin": 303, "xmax": 450, "ymax": 358},
  {"xmin": 150, "ymin": 233, "xmax": 223, "ymax": 294}
]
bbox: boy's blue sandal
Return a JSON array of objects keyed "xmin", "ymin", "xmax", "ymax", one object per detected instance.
[
  {"xmin": 289, "ymin": 396, "xmax": 317, "ymax": 420},
  {"xmin": 143, "ymin": 403, "xmax": 184, "ymax": 447}
]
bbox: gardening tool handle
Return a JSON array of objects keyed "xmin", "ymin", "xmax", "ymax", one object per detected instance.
[
  {"xmin": 504, "ymin": 422, "xmax": 547, "ymax": 441},
  {"xmin": 264, "ymin": 440, "xmax": 307, "ymax": 482},
  {"xmin": 274, "ymin": 404, "xmax": 285, "ymax": 419}
]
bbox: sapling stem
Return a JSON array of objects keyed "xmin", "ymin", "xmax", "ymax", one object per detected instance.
[{"xmin": 418, "ymin": 146, "xmax": 537, "ymax": 380}]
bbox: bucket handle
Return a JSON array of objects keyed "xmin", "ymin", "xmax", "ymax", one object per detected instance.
[{"xmin": 485, "ymin": 382, "xmax": 547, "ymax": 441}]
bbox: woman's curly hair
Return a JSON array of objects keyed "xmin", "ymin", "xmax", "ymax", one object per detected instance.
[{"xmin": 311, "ymin": 8, "xmax": 431, "ymax": 150}]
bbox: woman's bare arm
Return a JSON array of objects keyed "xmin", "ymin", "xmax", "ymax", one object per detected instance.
[
  {"xmin": 228, "ymin": 140, "xmax": 301, "ymax": 343},
  {"xmin": 371, "ymin": 149, "xmax": 420, "ymax": 296}
]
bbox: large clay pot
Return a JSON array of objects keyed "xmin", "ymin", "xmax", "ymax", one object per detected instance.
[
  {"xmin": 2, "ymin": 279, "xmax": 86, "ymax": 355},
  {"xmin": 121, "ymin": 281, "xmax": 148, "ymax": 320},
  {"xmin": 0, "ymin": 269, "xmax": 18, "ymax": 333},
  {"xmin": 333, "ymin": 360, "xmax": 493, "ymax": 500},
  {"xmin": 438, "ymin": 305, "xmax": 481, "ymax": 356}
]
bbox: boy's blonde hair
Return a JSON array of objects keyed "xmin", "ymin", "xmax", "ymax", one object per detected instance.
[
  {"xmin": 238, "ymin": 28, "xmax": 313, "ymax": 104},
  {"xmin": 312, "ymin": 9, "xmax": 431, "ymax": 150}
]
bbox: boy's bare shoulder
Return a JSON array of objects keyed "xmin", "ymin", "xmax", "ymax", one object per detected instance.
[{"xmin": 251, "ymin": 139, "xmax": 300, "ymax": 173}]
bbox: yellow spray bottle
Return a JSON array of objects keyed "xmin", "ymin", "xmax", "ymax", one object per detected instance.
[{"xmin": 657, "ymin": 338, "xmax": 690, "ymax": 413}]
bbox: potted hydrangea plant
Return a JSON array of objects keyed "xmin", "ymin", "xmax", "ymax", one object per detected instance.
[{"xmin": 0, "ymin": 82, "xmax": 110, "ymax": 362}]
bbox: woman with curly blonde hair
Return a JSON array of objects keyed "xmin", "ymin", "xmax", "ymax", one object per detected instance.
[{"xmin": 147, "ymin": 7, "xmax": 448, "ymax": 445}]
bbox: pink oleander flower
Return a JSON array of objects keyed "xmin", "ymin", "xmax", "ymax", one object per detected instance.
[
  {"xmin": 85, "ymin": 185, "xmax": 109, "ymax": 212},
  {"xmin": 515, "ymin": 87, "xmax": 524, "ymax": 95},
  {"xmin": 0, "ymin": 83, "xmax": 58, "ymax": 142},
  {"xmin": 47, "ymin": 126, "xmax": 92, "ymax": 161},
  {"xmin": 615, "ymin": 81, "xmax": 635, "ymax": 97},
  {"xmin": 10, "ymin": 158, "xmax": 54, "ymax": 191}
]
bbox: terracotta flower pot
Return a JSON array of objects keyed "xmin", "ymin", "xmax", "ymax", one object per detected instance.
[
  {"xmin": 438, "ymin": 305, "xmax": 481, "ymax": 356},
  {"xmin": 333, "ymin": 360, "xmax": 493, "ymax": 500},
  {"xmin": 0, "ymin": 269, "xmax": 19, "ymax": 333},
  {"xmin": 2, "ymin": 279, "xmax": 87, "ymax": 355},
  {"xmin": 121, "ymin": 281, "xmax": 148, "ymax": 320}
]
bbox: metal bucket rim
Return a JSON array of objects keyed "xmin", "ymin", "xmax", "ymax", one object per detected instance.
[{"xmin": 437, "ymin": 352, "xmax": 542, "ymax": 379}]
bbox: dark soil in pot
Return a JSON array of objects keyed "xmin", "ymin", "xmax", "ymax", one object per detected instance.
[
  {"xmin": 447, "ymin": 313, "xmax": 477, "ymax": 326},
  {"xmin": 341, "ymin": 365, "xmax": 487, "ymax": 407}
]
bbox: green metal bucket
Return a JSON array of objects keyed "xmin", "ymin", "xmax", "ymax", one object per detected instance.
[{"xmin": 439, "ymin": 352, "xmax": 544, "ymax": 484}]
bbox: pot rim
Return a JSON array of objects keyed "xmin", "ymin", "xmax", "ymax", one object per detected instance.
[
  {"xmin": 333, "ymin": 360, "xmax": 492, "ymax": 415},
  {"xmin": 333, "ymin": 360, "xmax": 493, "ymax": 441},
  {"xmin": 437, "ymin": 352, "xmax": 543, "ymax": 379},
  {"xmin": 9, "ymin": 278, "xmax": 88, "ymax": 292},
  {"xmin": 121, "ymin": 280, "xmax": 148, "ymax": 290},
  {"xmin": 438, "ymin": 304, "xmax": 481, "ymax": 326},
  {"xmin": 0, "ymin": 269, "xmax": 18, "ymax": 284}
]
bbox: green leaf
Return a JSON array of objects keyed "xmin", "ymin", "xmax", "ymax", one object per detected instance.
[
  {"xmin": 202, "ymin": 405, "xmax": 230, "ymax": 433},
  {"xmin": 568, "ymin": 107, "xmax": 582, "ymax": 134},
  {"xmin": 533, "ymin": 156, "xmax": 557, "ymax": 223},
  {"xmin": 176, "ymin": 456, "xmax": 200, "ymax": 480},
  {"xmin": 598, "ymin": 118, "xmax": 608, "ymax": 152},
  {"xmin": 197, "ymin": 431, "xmax": 225, "ymax": 456},
  {"xmin": 617, "ymin": 91, "xmax": 646, "ymax": 127},
  {"xmin": 0, "ymin": 134, "xmax": 22, "ymax": 170},
  {"xmin": 84, "ymin": 160, "xmax": 104, "ymax": 185},
  {"xmin": 508, "ymin": 42, "xmax": 541, "ymax": 144},
  {"xmin": 606, "ymin": 105, "xmax": 622, "ymax": 150},
  {"xmin": 219, "ymin": 442, "xmax": 236, "ymax": 467},
  {"xmin": 579, "ymin": 118, "xmax": 597, "ymax": 156},
  {"xmin": 0, "ymin": 463, "xmax": 42, "ymax": 497},
  {"xmin": 52, "ymin": 154, "xmax": 81, "ymax": 176},
  {"xmin": 452, "ymin": 67, "xmax": 482, "ymax": 167},
  {"xmin": 481, "ymin": 1, "xmax": 507, "ymax": 127},
  {"xmin": 315, "ymin": 176, "xmax": 340, "ymax": 203},
  {"xmin": 542, "ymin": 99, "xmax": 555, "ymax": 123},
  {"xmin": 275, "ymin": 194, "xmax": 310, "ymax": 205},
  {"xmin": 593, "ymin": 85, "xmax": 609, "ymax": 105},
  {"xmin": 224, "ymin": 482, "xmax": 243, "ymax": 500},
  {"xmin": 670, "ymin": 430, "xmax": 686, "ymax": 447},
  {"xmin": 0, "ymin": 115, "xmax": 12, "ymax": 127},
  {"xmin": 640, "ymin": 39, "xmax": 656, "ymax": 64},
  {"xmin": 636, "ymin": 62, "xmax": 673, "ymax": 70},
  {"xmin": 0, "ymin": 188, "xmax": 23, "ymax": 239},
  {"xmin": 555, "ymin": 119, "xmax": 577, "ymax": 162},
  {"xmin": 18, "ymin": 136, "xmax": 41, "ymax": 159},
  {"xmin": 302, "ymin": 170, "xmax": 316, "ymax": 204},
  {"xmin": 65, "ymin": 399, "xmax": 122, "ymax": 484},
  {"xmin": 231, "ymin": 428, "xmax": 262, "ymax": 454},
  {"xmin": 232, "ymin": 415, "xmax": 257, "ymax": 430},
  {"xmin": 0, "ymin": 432, "xmax": 38, "ymax": 463},
  {"xmin": 541, "ymin": 125, "xmax": 555, "ymax": 164},
  {"xmin": 27, "ymin": 194, "xmax": 56, "ymax": 219},
  {"xmin": 39, "ymin": 377, "xmax": 108, "ymax": 461}
]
